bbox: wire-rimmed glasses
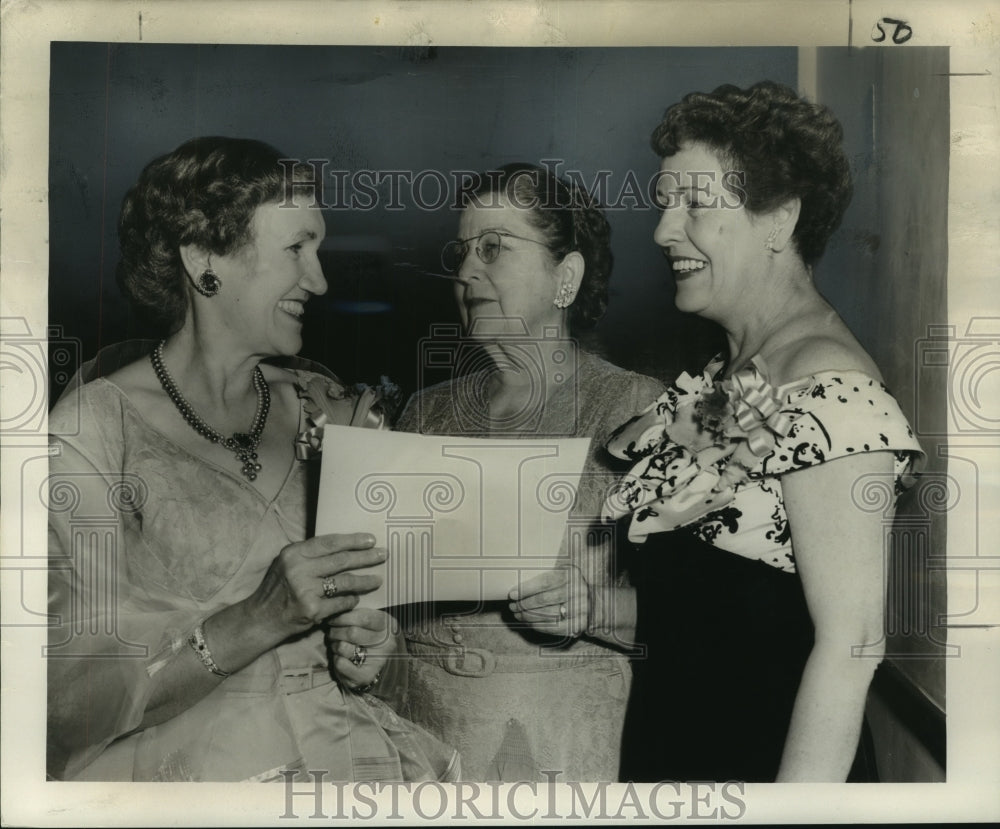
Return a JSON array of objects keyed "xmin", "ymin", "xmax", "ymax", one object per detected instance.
[{"xmin": 440, "ymin": 230, "xmax": 550, "ymax": 274}]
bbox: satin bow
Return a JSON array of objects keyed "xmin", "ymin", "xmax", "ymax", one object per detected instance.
[
  {"xmin": 722, "ymin": 368, "xmax": 794, "ymax": 458},
  {"xmin": 294, "ymin": 378, "xmax": 389, "ymax": 460}
]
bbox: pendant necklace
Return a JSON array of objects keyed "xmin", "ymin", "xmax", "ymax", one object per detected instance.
[{"xmin": 150, "ymin": 340, "xmax": 270, "ymax": 481}]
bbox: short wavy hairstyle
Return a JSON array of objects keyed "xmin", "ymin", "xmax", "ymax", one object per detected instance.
[
  {"xmin": 650, "ymin": 81, "xmax": 853, "ymax": 265},
  {"xmin": 116, "ymin": 136, "xmax": 320, "ymax": 332},
  {"xmin": 463, "ymin": 163, "xmax": 612, "ymax": 331}
]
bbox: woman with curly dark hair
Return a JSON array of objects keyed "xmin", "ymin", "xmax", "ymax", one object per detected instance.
[
  {"xmin": 511, "ymin": 83, "xmax": 924, "ymax": 782},
  {"xmin": 46, "ymin": 136, "xmax": 458, "ymax": 782},
  {"xmin": 394, "ymin": 163, "xmax": 665, "ymax": 780}
]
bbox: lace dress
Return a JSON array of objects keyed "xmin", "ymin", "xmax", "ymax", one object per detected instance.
[
  {"xmin": 602, "ymin": 355, "xmax": 925, "ymax": 782},
  {"xmin": 46, "ymin": 368, "xmax": 458, "ymax": 782},
  {"xmin": 393, "ymin": 351, "xmax": 666, "ymax": 781}
]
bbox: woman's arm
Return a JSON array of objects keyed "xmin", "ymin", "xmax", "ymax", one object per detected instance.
[
  {"xmin": 775, "ymin": 450, "xmax": 894, "ymax": 781},
  {"xmin": 46, "ymin": 378, "xmax": 389, "ymax": 778},
  {"xmin": 139, "ymin": 534, "xmax": 386, "ymax": 727}
]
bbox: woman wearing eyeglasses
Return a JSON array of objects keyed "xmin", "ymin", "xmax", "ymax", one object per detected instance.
[{"xmin": 392, "ymin": 163, "xmax": 665, "ymax": 781}]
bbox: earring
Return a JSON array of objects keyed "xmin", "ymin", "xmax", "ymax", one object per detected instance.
[
  {"xmin": 553, "ymin": 282, "xmax": 577, "ymax": 309},
  {"xmin": 764, "ymin": 228, "xmax": 779, "ymax": 252},
  {"xmin": 194, "ymin": 269, "xmax": 221, "ymax": 297}
]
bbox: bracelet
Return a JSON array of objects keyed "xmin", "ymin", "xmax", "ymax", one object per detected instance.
[
  {"xmin": 187, "ymin": 621, "xmax": 231, "ymax": 678},
  {"xmin": 583, "ymin": 581, "xmax": 601, "ymax": 639},
  {"xmin": 351, "ymin": 669, "xmax": 383, "ymax": 695}
]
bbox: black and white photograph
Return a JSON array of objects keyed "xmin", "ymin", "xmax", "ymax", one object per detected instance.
[{"xmin": 1, "ymin": 0, "xmax": 997, "ymax": 824}]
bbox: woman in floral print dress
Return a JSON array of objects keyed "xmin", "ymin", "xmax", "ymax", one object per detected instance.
[{"xmin": 509, "ymin": 82, "xmax": 924, "ymax": 782}]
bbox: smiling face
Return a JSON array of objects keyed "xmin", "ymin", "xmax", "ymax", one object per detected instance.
[
  {"xmin": 452, "ymin": 196, "xmax": 565, "ymax": 340},
  {"xmin": 653, "ymin": 142, "xmax": 772, "ymax": 323},
  {"xmin": 209, "ymin": 195, "xmax": 327, "ymax": 358}
]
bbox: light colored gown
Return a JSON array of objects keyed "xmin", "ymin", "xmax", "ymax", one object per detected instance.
[
  {"xmin": 393, "ymin": 350, "xmax": 665, "ymax": 781},
  {"xmin": 46, "ymin": 365, "xmax": 459, "ymax": 782}
]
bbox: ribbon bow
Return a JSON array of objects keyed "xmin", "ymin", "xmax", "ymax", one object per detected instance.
[
  {"xmin": 294, "ymin": 376, "xmax": 394, "ymax": 460},
  {"xmin": 722, "ymin": 368, "xmax": 794, "ymax": 459}
]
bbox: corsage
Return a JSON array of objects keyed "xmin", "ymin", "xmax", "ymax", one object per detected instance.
[{"xmin": 294, "ymin": 374, "xmax": 402, "ymax": 460}]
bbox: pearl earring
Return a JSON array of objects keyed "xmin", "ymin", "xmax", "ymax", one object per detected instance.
[{"xmin": 554, "ymin": 282, "xmax": 577, "ymax": 309}]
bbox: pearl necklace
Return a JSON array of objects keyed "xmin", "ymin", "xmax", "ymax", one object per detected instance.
[{"xmin": 150, "ymin": 341, "xmax": 270, "ymax": 481}]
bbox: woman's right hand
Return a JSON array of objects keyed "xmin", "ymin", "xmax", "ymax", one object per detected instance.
[
  {"xmin": 246, "ymin": 533, "xmax": 386, "ymax": 638},
  {"xmin": 139, "ymin": 534, "xmax": 384, "ymax": 731}
]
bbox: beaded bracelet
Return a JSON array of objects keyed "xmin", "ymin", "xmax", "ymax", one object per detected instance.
[
  {"xmin": 351, "ymin": 669, "xmax": 383, "ymax": 695},
  {"xmin": 187, "ymin": 622, "xmax": 231, "ymax": 678}
]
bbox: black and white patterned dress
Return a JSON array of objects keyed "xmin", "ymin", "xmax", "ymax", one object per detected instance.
[{"xmin": 603, "ymin": 355, "xmax": 924, "ymax": 782}]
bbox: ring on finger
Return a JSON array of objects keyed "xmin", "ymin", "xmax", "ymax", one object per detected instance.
[
  {"xmin": 351, "ymin": 645, "xmax": 367, "ymax": 667},
  {"xmin": 558, "ymin": 604, "xmax": 568, "ymax": 620},
  {"xmin": 321, "ymin": 575, "xmax": 339, "ymax": 599}
]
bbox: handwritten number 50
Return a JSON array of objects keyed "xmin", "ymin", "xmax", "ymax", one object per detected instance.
[{"xmin": 872, "ymin": 17, "xmax": 913, "ymax": 44}]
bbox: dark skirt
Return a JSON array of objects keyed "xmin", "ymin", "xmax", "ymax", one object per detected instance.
[{"xmin": 619, "ymin": 530, "xmax": 877, "ymax": 783}]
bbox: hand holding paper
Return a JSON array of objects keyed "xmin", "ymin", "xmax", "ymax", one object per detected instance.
[{"xmin": 315, "ymin": 425, "xmax": 590, "ymax": 608}]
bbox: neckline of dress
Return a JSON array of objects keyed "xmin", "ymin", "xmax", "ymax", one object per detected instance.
[
  {"xmin": 93, "ymin": 374, "xmax": 304, "ymax": 509},
  {"xmin": 709, "ymin": 353, "xmax": 886, "ymax": 395}
]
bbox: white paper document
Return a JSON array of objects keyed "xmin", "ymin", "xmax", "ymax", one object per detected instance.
[{"xmin": 315, "ymin": 425, "xmax": 591, "ymax": 608}]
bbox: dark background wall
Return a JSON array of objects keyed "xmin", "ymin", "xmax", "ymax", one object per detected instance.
[{"xmin": 49, "ymin": 44, "xmax": 797, "ymax": 396}]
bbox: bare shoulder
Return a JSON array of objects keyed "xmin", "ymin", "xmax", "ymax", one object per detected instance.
[{"xmin": 768, "ymin": 330, "xmax": 883, "ymax": 386}]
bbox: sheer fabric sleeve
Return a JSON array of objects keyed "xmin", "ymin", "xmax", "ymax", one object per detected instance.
[{"xmin": 46, "ymin": 385, "xmax": 203, "ymax": 780}]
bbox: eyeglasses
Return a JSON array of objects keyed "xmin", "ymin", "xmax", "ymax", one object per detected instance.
[{"xmin": 440, "ymin": 230, "xmax": 550, "ymax": 274}]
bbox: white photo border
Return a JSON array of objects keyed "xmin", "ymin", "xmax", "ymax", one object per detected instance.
[{"xmin": 2, "ymin": 0, "xmax": 998, "ymax": 824}]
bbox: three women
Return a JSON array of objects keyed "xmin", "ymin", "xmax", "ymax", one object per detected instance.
[{"xmin": 50, "ymin": 80, "xmax": 922, "ymax": 784}]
